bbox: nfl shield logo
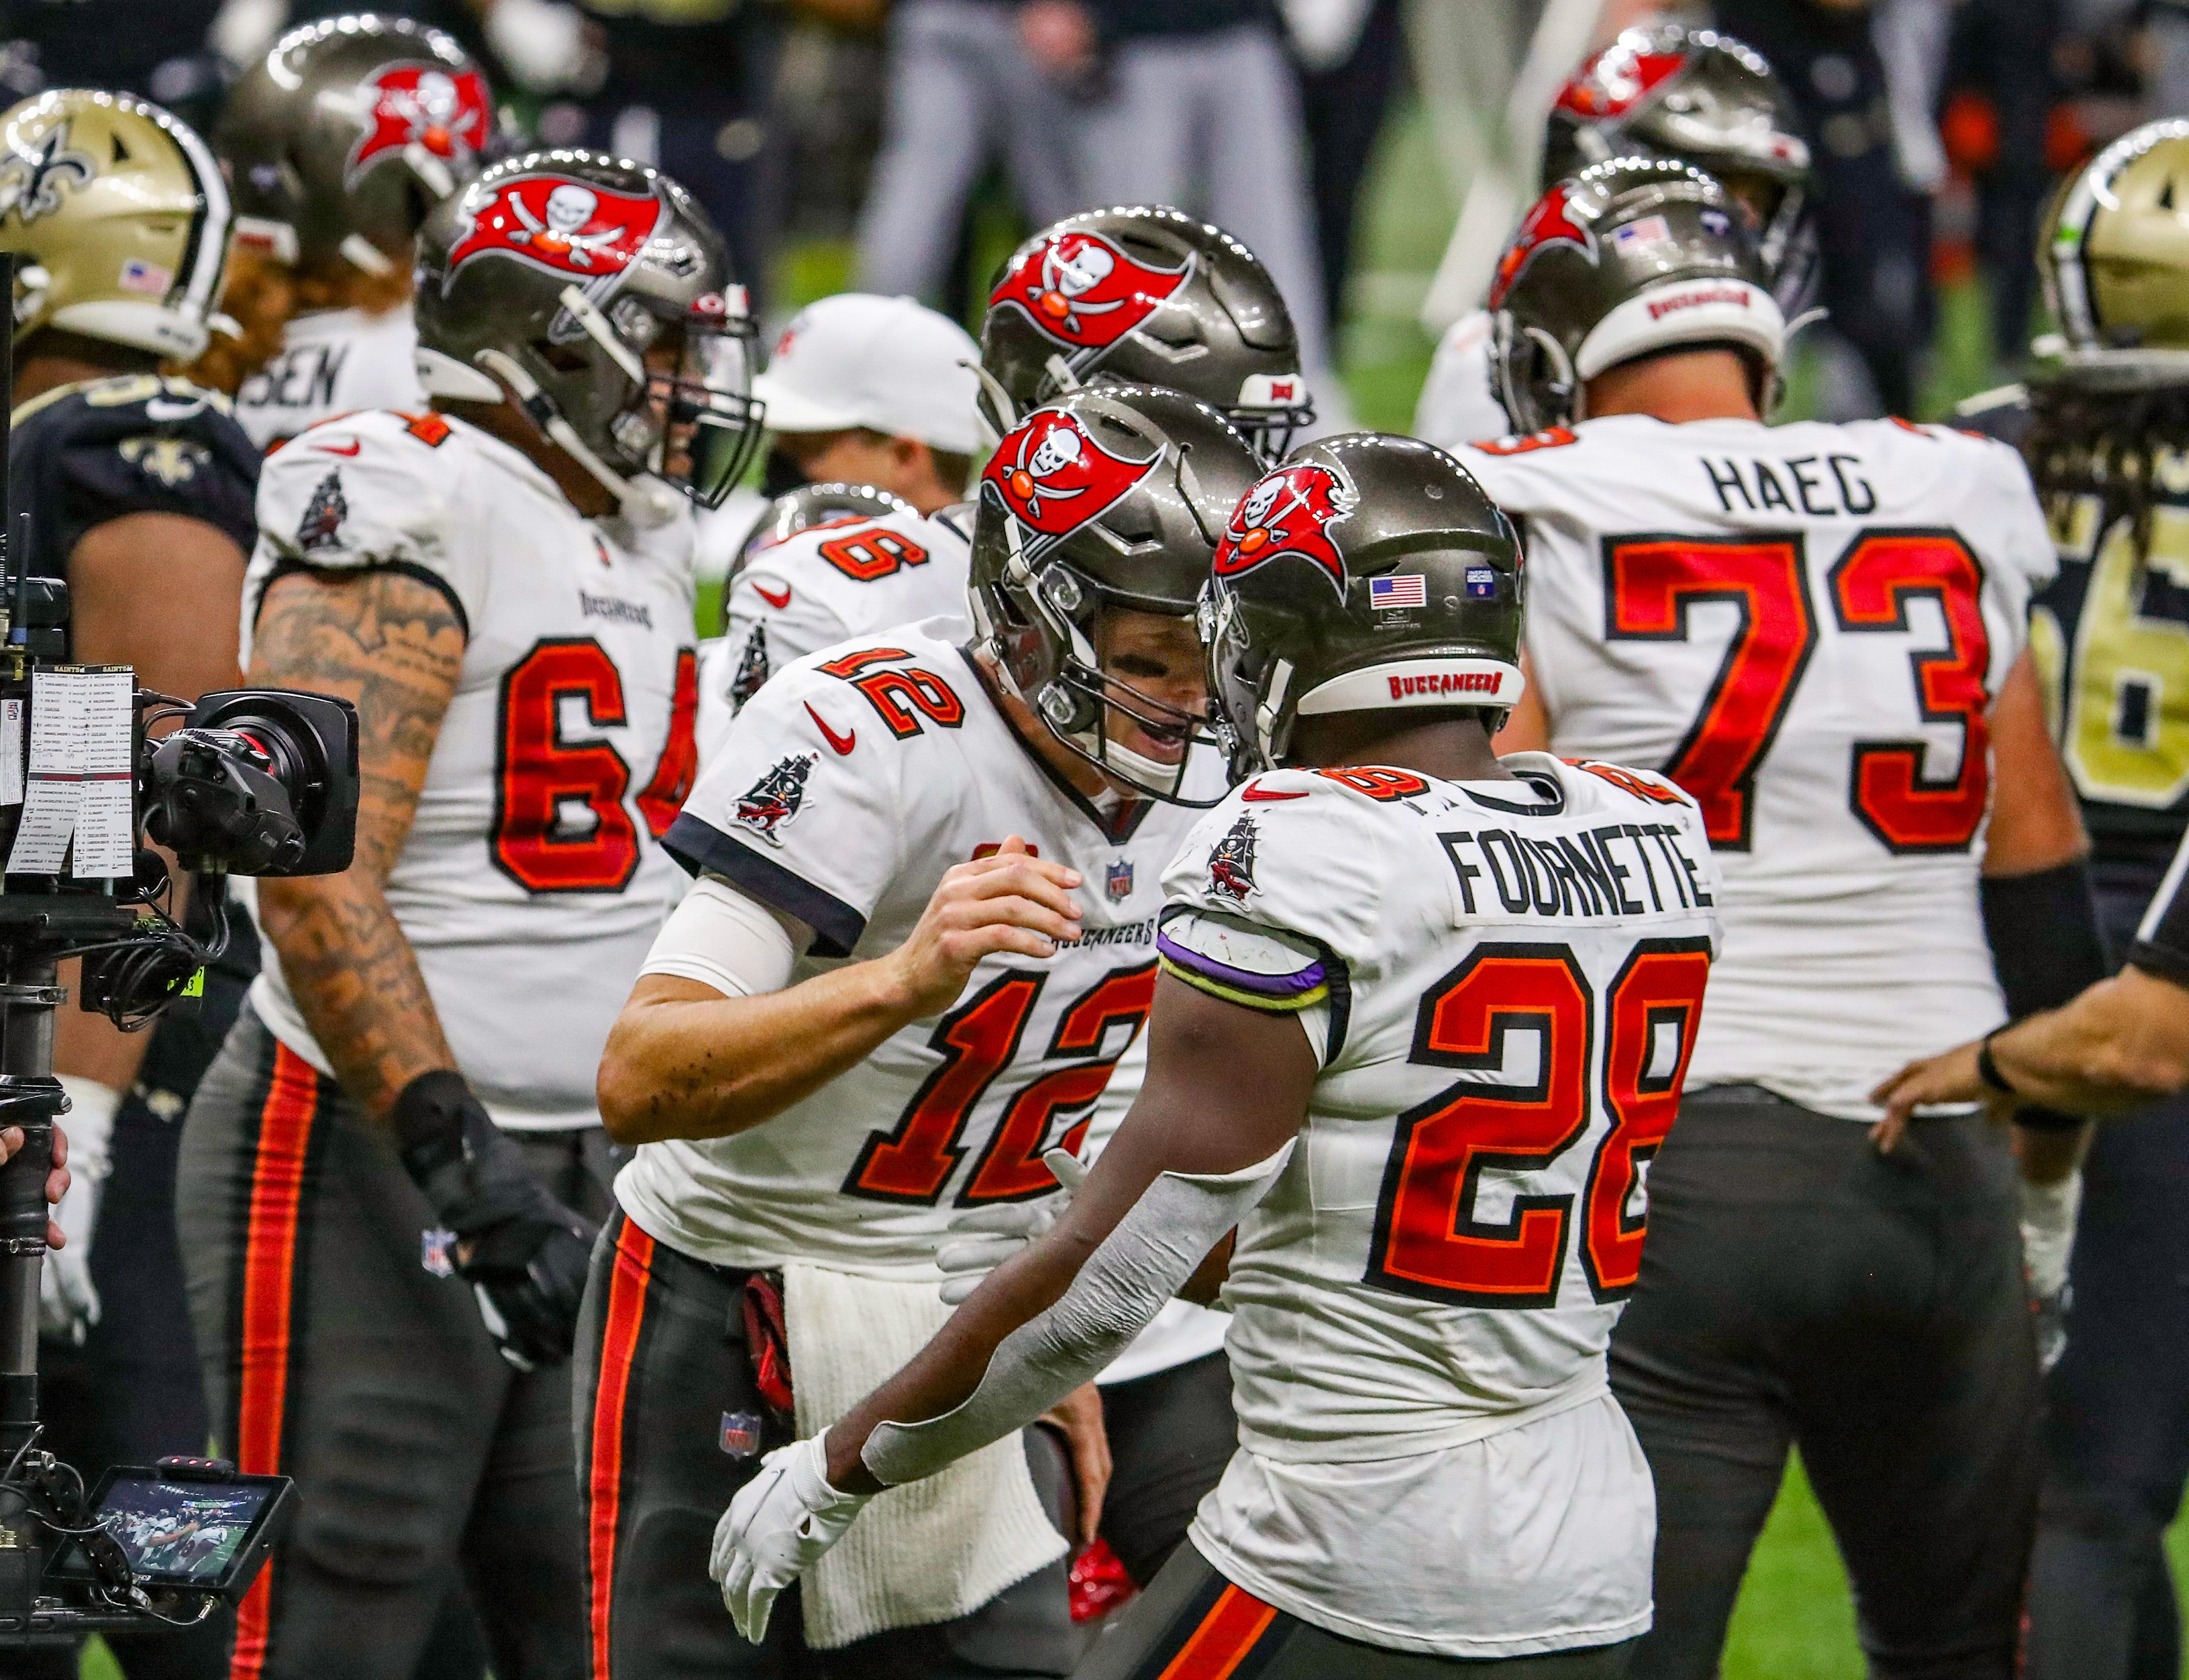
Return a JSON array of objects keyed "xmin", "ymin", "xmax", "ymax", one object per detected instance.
[{"xmin": 1105, "ymin": 859, "xmax": 1134, "ymax": 902}]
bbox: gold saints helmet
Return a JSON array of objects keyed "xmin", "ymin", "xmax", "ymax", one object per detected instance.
[
  {"xmin": 2039, "ymin": 117, "xmax": 2189, "ymax": 388},
  {"xmin": 0, "ymin": 90, "xmax": 233, "ymax": 361}
]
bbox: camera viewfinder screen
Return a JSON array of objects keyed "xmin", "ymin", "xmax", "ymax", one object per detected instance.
[{"xmin": 96, "ymin": 1478, "xmax": 273, "ymax": 1584}]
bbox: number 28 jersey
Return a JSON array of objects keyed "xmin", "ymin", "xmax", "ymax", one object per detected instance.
[
  {"xmin": 241, "ymin": 409, "xmax": 701, "ymax": 1129},
  {"xmin": 1158, "ymin": 755, "xmax": 1722, "ymax": 1459},
  {"xmin": 1454, "ymin": 415, "xmax": 2058, "ymax": 1121}
]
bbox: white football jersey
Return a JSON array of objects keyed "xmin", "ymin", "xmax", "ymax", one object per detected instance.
[
  {"xmin": 1413, "ymin": 310, "xmax": 1509, "ymax": 456},
  {"xmin": 617, "ymin": 617, "xmax": 1222, "ymax": 1278},
  {"xmin": 697, "ymin": 503, "xmax": 974, "ymax": 763},
  {"xmin": 241, "ymin": 409, "xmax": 700, "ymax": 1129},
  {"xmin": 231, "ymin": 306, "xmax": 424, "ymax": 452},
  {"xmin": 1454, "ymin": 414, "xmax": 2059, "ymax": 1120},
  {"xmin": 1161, "ymin": 755, "xmax": 1722, "ymax": 1458}
]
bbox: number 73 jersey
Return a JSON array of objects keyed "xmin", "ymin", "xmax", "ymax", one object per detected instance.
[
  {"xmin": 1158, "ymin": 757, "xmax": 1722, "ymax": 1457},
  {"xmin": 241, "ymin": 409, "xmax": 701, "ymax": 1129},
  {"xmin": 1454, "ymin": 413, "xmax": 2058, "ymax": 1121}
]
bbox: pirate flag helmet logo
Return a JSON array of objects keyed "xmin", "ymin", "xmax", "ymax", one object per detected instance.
[
  {"xmin": 1554, "ymin": 39, "xmax": 1690, "ymax": 120},
  {"xmin": 980, "ymin": 407, "xmax": 1164, "ymax": 559},
  {"xmin": 731, "ymin": 753, "xmax": 815, "ymax": 844},
  {"xmin": 1212, "ymin": 460, "xmax": 1360, "ymax": 596},
  {"xmin": 349, "ymin": 62, "xmax": 491, "ymax": 184},
  {"xmin": 1490, "ymin": 182, "xmax": 1597, "ymax": 309},
  {"xmin": 989, "ymin": 229, "xmax": 1194, "ymax": 367},
  {"xmin": 445, "ymin": 174, "xmax": 665, "ymax": 286},
  {"xmin": 1208, "ymin": 814, "xmax": 1258, "ymax": 902}
]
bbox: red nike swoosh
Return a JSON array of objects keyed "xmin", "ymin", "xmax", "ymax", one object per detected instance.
[
  {"xmin": 312, "ymin": 438, "xmax": 362, "ymax": 456},
  {"xmin": 754, "ymin": 582, "xmax": 792, "ymax": 609},
  {"xmin": 1241, "ymin": 783, "xmax": 1308, "ymax": 801},
  {"xmin": 805, "ymin": 702, "xmax": 856, "ymax": 757}
]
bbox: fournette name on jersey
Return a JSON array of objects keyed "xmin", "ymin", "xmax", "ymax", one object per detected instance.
[
  {"xmin": 1157, "ymin": 755, "xmax": 1722, "ymax": 1457},
  {"xmin": 1453, "ymin": 412, "xmax": 2058, "ymax": 1120},
  {"xmin": 240, "ymin": 406, "xmax": 699, "ymax": 1129},
  {"xmin": 624, "ymin": 618, "xmax": 1220, "ymax": 1277}
]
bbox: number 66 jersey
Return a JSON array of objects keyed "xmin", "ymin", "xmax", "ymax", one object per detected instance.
[
  {"xmin": 1454, "ymin": 414, "xmax": 2058, "ymax": 1122},
  {"xmin": 240, "ymin": 408, "xmax": 701, "ymax": 1129}
]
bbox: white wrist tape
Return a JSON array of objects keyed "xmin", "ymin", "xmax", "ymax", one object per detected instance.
[
  {"xmin": 641, "ymin": 876, "xmax": 798, "ymax": 999},
  {"xmin": 862, "ymin": 1142, "xmax": 1293, "ymax": 1487},
  {"xmin": 55, "ymin": 1076, "xmax": 120, "ymax": 1183},
  {"xmin": 2020, "ymin": 1169, "xmax": 2083, "ymax": 1301}
]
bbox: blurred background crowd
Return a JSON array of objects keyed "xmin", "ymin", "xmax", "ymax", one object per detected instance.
[{"xmin": 11, "ymin": 0, "xmax": 2185, "ymax": 448}]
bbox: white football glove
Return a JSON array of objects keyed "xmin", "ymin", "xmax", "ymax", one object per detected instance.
[
  {"xmin": 41, "ymin": 1077, "xmax": 118, "ymax": 1346},
  {"xmin": 710, "ymin": 1434, "xmax": 874, "ymax": 1644},
  {"xmin": 936, "ymin": 1146, "xmax": 1087, "ymax": 1306}
]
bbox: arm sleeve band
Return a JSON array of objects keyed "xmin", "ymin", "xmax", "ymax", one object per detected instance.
[
  {"xmin": 2131, "ymin": 829, "xmax": 2189, "ymax": 985},
  {"xmin": 639, "ymin": 875, "xmax": 798, "ymax": 999},
  {"xmin": 1983, "ymin": 858, "xmax": 2108, "ymax": 1019},
  {"xmin": 861, "ymin": 1141, "xmax": 1294, "ymax": 1488}
]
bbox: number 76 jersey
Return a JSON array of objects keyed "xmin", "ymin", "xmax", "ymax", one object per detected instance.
[{"xmin": 1453, "ymin": 413, "xmax": 2059, "ymax": 1121}]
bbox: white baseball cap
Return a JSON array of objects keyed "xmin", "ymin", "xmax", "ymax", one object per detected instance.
[{"xmin": 754, "ymin": 293, "xmax": 984, "ymax": 457}]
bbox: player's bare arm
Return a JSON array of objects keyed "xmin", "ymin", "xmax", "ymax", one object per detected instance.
[
  {"xmin": 598, "ymin": 837, "xmax": 1085, "ymax": 1143},
  {"xmin": 1875, "ymin": 967, "xmax": 2189, "ymax": 1131},
  {"xmin": 820, "ymin": 974, "xmax": 1315, "ymax": 1492},
  {"xmin": 248, "ymin": 568, "xmax": 465, "ymax": 1120},
  {"xmin": 53, "ymin": 512, "xmax": 247, "ymax": 1096}
]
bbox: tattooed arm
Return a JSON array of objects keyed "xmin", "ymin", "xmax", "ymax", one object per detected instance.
[{"xmin": 247, "ymin": 569, "xmax": 466, "ymax": 1123}]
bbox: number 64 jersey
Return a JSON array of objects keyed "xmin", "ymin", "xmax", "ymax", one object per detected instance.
[
  {"xmin": 240, "ymin": 408, "xmax": 701, "ymax": 1130},
  {"xmin": 1156, "ymin": 756, "xmax": 1721, "ymax": 1653},
  {"xmin": 1454, "ymin": 414, "xmax": 2059, "ymax": 1121}
]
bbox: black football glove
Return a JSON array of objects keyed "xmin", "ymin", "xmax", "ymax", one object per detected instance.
[{"xmin": 393, "ymin": 1070, "xmax": 597, "ymax": 1372}]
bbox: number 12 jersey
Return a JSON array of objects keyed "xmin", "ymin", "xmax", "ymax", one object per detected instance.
[{"xmin": 1454, "ymin": 414, "xmax": 2058, "ymax": 1120}]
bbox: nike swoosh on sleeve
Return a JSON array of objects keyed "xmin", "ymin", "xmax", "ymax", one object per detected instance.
[
  {"xmin": 804, "ymin": 701, "xmax": 856, "ymax": 756},
  {"xmin": 312, "ymin": 438, "xmax": 362, "ymax": 456},
  {"xmin": 754, "ymin": 582, "xmax": 793, "ymax": 609},
  {"xmin": 1241, "ymin": 782, "xmax": 1309, "ymax": 801}
]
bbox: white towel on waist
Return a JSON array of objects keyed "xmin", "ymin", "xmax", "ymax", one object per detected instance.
[{"xmin": 783, "ymin": 1262, "xmax": 1068, "ymax": 1648}]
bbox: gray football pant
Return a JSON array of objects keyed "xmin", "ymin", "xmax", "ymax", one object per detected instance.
[
  {"xmin": 856, "ymin": 0, "xmax": 1084, "ymax": 302},
  {"xmin": 177, "ymin": 1007, "xmax": 613, "ymax": 1680},
  {"xmin": 1070, "ymin": 24, "xmax": 1336, "ymax": 386}
]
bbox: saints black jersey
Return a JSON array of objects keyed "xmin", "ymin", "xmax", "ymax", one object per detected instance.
[
  {"xmin": 7, "ymin": 373, "xmax": 259, "ymax": 590},
  {"xmin": 1958, "ymin": 385, "xmax": 2189, "ymax": 865}
]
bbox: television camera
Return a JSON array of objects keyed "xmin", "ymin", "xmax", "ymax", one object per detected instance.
[{"xmin": 0, "ymin": 253, "xmax": 359, "ymax": 1647}]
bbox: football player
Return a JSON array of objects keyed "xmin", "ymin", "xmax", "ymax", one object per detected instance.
[
  {"xmin": 703, "ymin": 207, "xmax": 1316, "ymax": 752},
  {"xmin": 1413, "ymin": 22, "xmax": 1812, "ymax": 452},
  {"xmin": 175, "ymin": 150, "xmax": 761, "ymax": 1679},
  {"xmin": 1462, "ymin": 160, "xmax": 2102, "ymax": 1680},
  {"xmin": 980, "ymin": 204, "xmax": 1315, "ymax": 466},
  {"xmin": 700, "ymin": 292, "xmax": 980, "ymax": 746},
  {"xmin": 708, "ymin": 433, "xmax": 1725, "ymax": 1677},
  {"xmin": 586, "ymin": 383, "xmax": 1259, "ymax": 1675},
  {"xmin": 204, "ymin": 15, "xmax": 494, "ymax": 449},
  {"xmin": 0, "ymin": 86, "xmax": 257, "ymax": 1680},
  {"xmin": 1899, "ymin": 119, "xmax": 2189, "ymax": 1680}
]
